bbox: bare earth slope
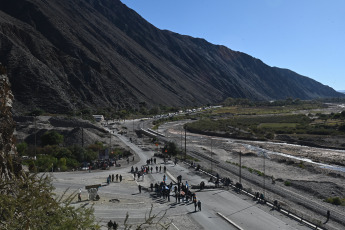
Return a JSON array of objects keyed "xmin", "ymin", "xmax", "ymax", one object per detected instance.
[{"xmin": 0, "ymin": 0, "xmax": 343, "ymax": 113}]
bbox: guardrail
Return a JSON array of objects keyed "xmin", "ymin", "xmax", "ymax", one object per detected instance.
[
  {"xmin": 181, "ymin": 160, "xmax": 327, "ymax": 230},
  {"xmin": 147, "ymin": 128, "xmax": 165, "ymax": 137}
]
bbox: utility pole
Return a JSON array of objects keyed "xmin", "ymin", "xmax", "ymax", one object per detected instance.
[
  {"xmin": 239, "ymin": 151, "xmax": 242, "ymax": 184},
  {"xmin": 109, "ymin": 132, "xmax": 111, "ymax": 153},
  {"xmin": 180, "ymin": 126, "xmax": 183, "ymax": 160},
  {"xmin": 184, "ymin": 126, "xmax": 187, "ymax": 160},
  {"xmin": 81, "ymin": 127, "xmax": 84, "ymax": 148},
  {"xmin": 81, "ymin": 112, "xmax": 84, "ymax": 148},
  {"xmin": 180, "ymin": 126, "xmax": 183, "ymax": 153},
  {"xmin": 34, "ymin": 115, "xmax": 37, "ymax": 157},
  {"xmin": 263, "ymin": 151, "xmax": 266, "ymax": 197},
  {"xmin": 211, "ymin": 138, "xmax": 213, "ymax": 173}
]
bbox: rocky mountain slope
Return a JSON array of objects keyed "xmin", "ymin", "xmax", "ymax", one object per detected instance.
[
  {"xmin": 0, "ymin": 64, "xmax": 22, "ymax": 179},
  {"xmin": 0, "ymin": 0, "xmax": 343, "ymax": 114}
]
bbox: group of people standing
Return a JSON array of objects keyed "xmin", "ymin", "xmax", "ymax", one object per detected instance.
[
  {"xmin": 152, "ymin": 180, "xmax": 173, "ymax": 201},
  {"xmin": 107, "ymin": 174, "xmax": 122, "ymax": 184},
  {"xmin": 107, "ymin": 220, "xmax": 118, "ymax": 230},
  {"xmin": 136, "ymin": 164, "xmax": 203, "ymax": 212},
  {"xmin": 131, "ymin": 158, "xmax": 168, "ymax": 182},
  {"xmin": 104, "ymin": 155, "xmax": 205, "ymax": 230}
]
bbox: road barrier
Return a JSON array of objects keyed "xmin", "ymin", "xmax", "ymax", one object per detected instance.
[
  {"xmin": 217, "ymin": 212, "xmax": 244, "ymax": 230},
  {"xmin": 182, "ymin": 160, "xmax": 326, "ymax": 230}
]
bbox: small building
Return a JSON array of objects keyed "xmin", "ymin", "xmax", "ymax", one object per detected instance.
[{"xmin": 93, "ymin": 115, "xmax": 104, "ymax": 122}]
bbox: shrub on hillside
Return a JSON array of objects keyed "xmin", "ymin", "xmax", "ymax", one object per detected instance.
[{"xmin": 41, "ymin": 131, "xmax": 64, "ymax": 146}]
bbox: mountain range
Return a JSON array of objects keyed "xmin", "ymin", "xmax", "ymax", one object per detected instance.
[{"xmin": 0, "ymin": 0, "xmax": 343, "ymax": 114}]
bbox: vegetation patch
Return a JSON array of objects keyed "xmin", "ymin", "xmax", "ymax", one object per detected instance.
[
  {"xmin": 258, "ymin": 123, "xmax": 298, "ymax": 129},
  {"xmin": 324, "ymin": 197, "xmax": 345, "ymax": 206},
  {"xmin": 284, "ymin": 180, "xmax": 291, "ymax": 186},
  {"xmin": 186, "ymin": 106, "xmax": 345, "ymax": 145}
]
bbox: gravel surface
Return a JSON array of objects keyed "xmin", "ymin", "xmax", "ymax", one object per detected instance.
[{"xmin": 157, "ymin": 120, "xmax": 345, "ymax": 230}]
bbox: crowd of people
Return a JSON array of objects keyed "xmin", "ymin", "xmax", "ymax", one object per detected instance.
[
  {"xmin": 107, "ymin": 174, "xmax": 123, "ymax": 184},
  {"xmin": 103, "ymin": 157, "xmax": 208, "ymax": 228},
  {"xmin": 129, "ymin": 158, "xmax": 204, "ymax": 213}
]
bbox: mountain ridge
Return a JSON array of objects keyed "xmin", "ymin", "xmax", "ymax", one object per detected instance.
[{"xmin": 0, "ymin": 0, "xmax": 343, "ymax": 114}]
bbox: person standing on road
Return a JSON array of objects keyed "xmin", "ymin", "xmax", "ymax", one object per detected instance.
[
  {"xmin": 138, "ymin": 184, "xmax": 142, "ymax": 193},
  {"xmin": 324, "ymin": 210, "xmax": 330, "ymax": 224},
  {"xmin": 107, "ymin": 220, "xmax": 113, "ymax": 229},
  {"xmin": 194, "ymin": 199, "xmax": 197, "ymax": 212},
  {"xmin": 119, "ymin": 175, "xmax": 122, "ymax": 182},
  {"xmin": 177, "ymin": 175, "xmax": 182, "ymax": 183},
  {"xmin": 198, "ymin": 200, "xmax": 201, "ymax": 211},
  {"xmin": 112, "ymin": 221, "xmax": 118, "ymax": 230},
  {"xmin": 78, "ymin": 188, "xmax": 82, "ymax": 202}
]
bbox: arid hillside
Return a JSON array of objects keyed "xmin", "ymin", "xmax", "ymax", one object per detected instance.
[{"xmin": 0, "ymin": 0, "xmax": 343, "ymax": 114}]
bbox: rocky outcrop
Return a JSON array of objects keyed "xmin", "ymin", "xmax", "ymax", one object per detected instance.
[
  {"xmin": 0, "ymin": 63, "xmax": 22, "ymax": 179},
  {"xmin": 0, "ymin": 0, "xmax": 343, "ymax": 114}
]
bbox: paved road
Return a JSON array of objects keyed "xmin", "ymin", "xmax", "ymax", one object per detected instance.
[
  {"xmin": 52, "ymin": 123, "xmax": 310, "ymax": 229},
  {"xmin": 114, "ymin": 128, "xmax": 309, "ymax": 230}
]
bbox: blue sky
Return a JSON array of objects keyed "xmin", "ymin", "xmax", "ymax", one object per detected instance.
[{"xmin": 121, "ymin": 0, "xmax": 345, "ymax": 90}]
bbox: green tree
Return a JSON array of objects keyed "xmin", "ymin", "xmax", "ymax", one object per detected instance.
[
  {"xmin": 163, "ymin": 142, "xmax": 178, "ymax": 156},
  {"xmin": 149, "ymin": 106, "xmax": 161, "ymax": 115},
  {"xmin": 16, "ymin": 142, "xmax": 28, "ymax": 156},
  {"xmin": 57, "ymin": 158, "xmax": 67, "ymax": 171},
  {"xmin": 84, "ymin": 149, "xmax": 99, "ymax": 162},
  {"xmin": 69, "ymin": 145, "xmax": 86, "ymax": 162},
  {"xmin": 55, "ymin": 147, "xmax": 72, "ymax": 159},
  {"xmin": 0, "ymin": 174, "xmax": 99, "ymax": 229},
  {"xmin": 41, "ymin": 131, "xmax": 64, "ymax": 146},
  {"xmin": 66, "ymin": 158, "xmax": 80, "ymax": 169},
  {"xmin": 35, "ymin": 155, "xmax": 58, "ymax": 172},
  {"xmin": 118, "ymin": 110, "xmax": 128, "ymax": 119},
  {"xmin": 40, "ymin": 145, "xmax": 58, "ymax": 156}
]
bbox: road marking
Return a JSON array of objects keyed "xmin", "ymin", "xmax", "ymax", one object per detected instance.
[
  {"xmin": 166, "ymin": 171, "xmax": 177, "ymax": 183},
  {"xmin": 171, "ymin": 222, "xmax": 179, "ymax": 230},
  {"xmin": 134, "ymin": 178, "xmax": 139, "ymax": 185},
  {"xmin": 126, "ymin": 202, "xmax": 145, "ymax": 205},
  {"xmin": 217, "ymin": 212, "xmax": 243, "ymax": 230}
]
